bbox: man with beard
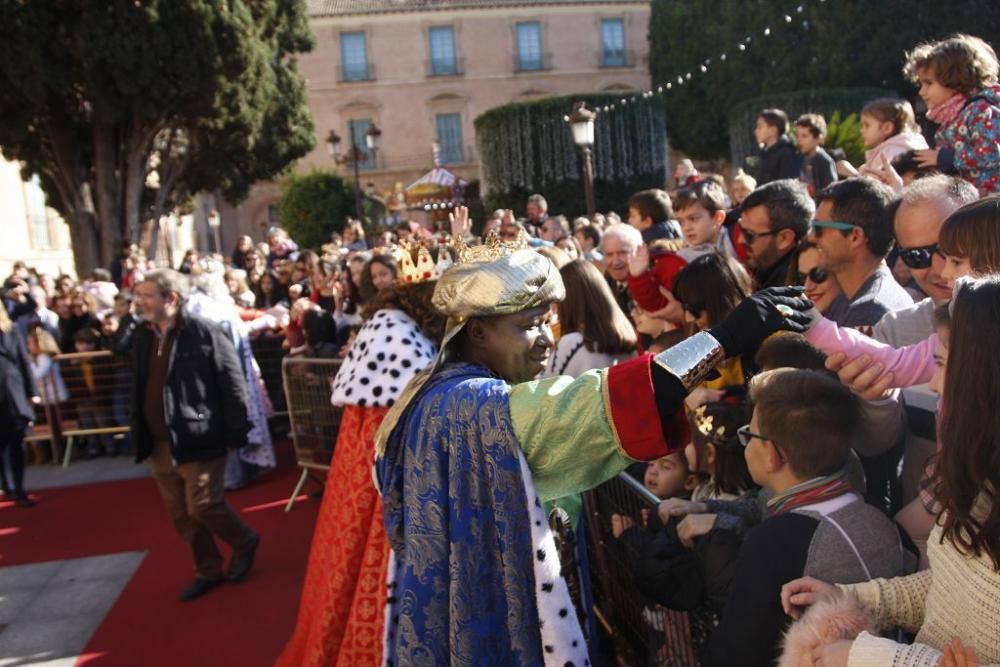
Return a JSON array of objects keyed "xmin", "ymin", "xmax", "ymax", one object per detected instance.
[
  {"xmin": 738, "ymin": 180, "xmax": 814, "ymax": 288},
  {"xmin": 374, "ymin": 233, "xmax": 813, "ymax": 665}
]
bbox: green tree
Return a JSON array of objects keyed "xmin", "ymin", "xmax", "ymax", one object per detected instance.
[
  {"xmin": 0, "ymin": 1, "xmax": 315, "ymax": 274},
  {"xmin": 277, "ymin": 171, "xmax": 356, "ymax": 250},
  {"xmin": 649, "ymin": 0, "xmax": 1000, "ymax": 159}
]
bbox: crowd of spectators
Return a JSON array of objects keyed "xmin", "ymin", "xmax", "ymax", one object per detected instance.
[{"xmin": 2, "ymin": 31, "xmax": 999, "ymax": 667}]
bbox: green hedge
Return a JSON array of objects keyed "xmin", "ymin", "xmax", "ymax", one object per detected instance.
[
  {"xmin": 475, "ymin": 93, "xmax": 667, "ymax": 217},
  {"xmin": 277, "ymin": 170, "xmax": 356, "ymax": 250},
  {"xmin": 728, "ymin": 87, "xmax": 893, "ymax": 172}
]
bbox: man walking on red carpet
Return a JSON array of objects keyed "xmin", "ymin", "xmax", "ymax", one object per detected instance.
[{"xmin": 131, "ymin": 270, "xmax": 260, "ymax": 601}]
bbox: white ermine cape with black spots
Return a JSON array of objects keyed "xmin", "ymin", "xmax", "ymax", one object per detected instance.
[{"xmin": 331, "ymin": 309, "xmax": 437, "ymax": 409}]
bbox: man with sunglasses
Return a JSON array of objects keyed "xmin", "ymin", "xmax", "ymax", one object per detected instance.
[
  {"xmin": 737, "ymin": 180, "xmax": 814, "ymax": 288},
  {"xmin": 810, "ymin": 178, "xmax": 913, "ymax": 329}
]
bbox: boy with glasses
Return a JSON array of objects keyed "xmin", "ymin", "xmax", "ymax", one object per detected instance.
[{"xmin": 673, "ymin": 369, "xmax": 909, "ymax": 667}]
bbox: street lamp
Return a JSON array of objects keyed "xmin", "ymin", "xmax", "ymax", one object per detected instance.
[
  {"xmin": 567, "ymin": 101, "xmax": 597, "ymax": 217},
  {"xmin": 326, "ymin": 123, "xmax": 382, "ymax": 224}
]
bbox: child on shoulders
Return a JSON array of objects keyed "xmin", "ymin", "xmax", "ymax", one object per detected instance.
[{"xmin": 837, "ymin": 98, "xmax": 928, "ymax": 181}]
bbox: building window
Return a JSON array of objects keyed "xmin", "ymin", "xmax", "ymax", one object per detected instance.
[
  {"xmin": 601, "ymin": 19, "xmax": 627, "ymax": 67},
  {"xmin": 429, "ymin": 26, "xmax": 457, "ymax": 76},
  {"xmin": 340, "ymin": 32, "xmax": 370, "ymax": 81},
  {"xmin": 26, "ymin": 175, "xmax": 52, "ymax": 249},
  {"xmin": 348, "ymin": 118, "xmax": 378, "ymax": 170},
  {"xmin": 435, "ymin": 113, "xmax": 464, "ymax": 165},
  {"xmin": 516, "ymin": 22, "xmax": 543, "ymax": 71}
]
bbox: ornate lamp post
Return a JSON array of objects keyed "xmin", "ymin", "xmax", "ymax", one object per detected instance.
[
  {"xmin": 326, "ymin": 123, "xmax": 383, "ymax": 224},
  {"xmin": 567, "ymin": 101, "xmax": 597, "ymax": 217}
]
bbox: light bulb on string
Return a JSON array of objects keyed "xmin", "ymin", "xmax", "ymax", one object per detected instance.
[
  {"xmin": 666, "ymin": 82, "xmax": 672, "ymax": 89},
  {"xmin": 677, "ymin": 76, "xmax": 683, "ymax": 84},
  {"xmin": 657, "ymin": 86, "xmax": 663, "ymax": 93},
  {"xmin": 738, "ymin": 43, "xmax": 746, "ymax": 51},
  {"xmin": 796, "ymin": 4, "xmax": 804, "ymax": 12},
  {"xmin": 785, "ymin": 14, "xmax": 792, "ymax": 22},
  {"xmin": 700, "ymin": 64, "xmax": 707, "ymax": 72},
  {"xmin": 721, "ymin": 53, "xmax": 727, "ymax": 61},
  {"xmin": 685, "ymin": 72, "xmax": 692, "ymax": 79},
  {"xmin": 764, "ymin": 27, "xmax": 771, "ymax": 36}
]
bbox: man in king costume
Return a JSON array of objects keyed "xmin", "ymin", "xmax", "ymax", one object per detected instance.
[{"xmin": 374, "ymin": 234, "xmax": 811, "ymax": 666}]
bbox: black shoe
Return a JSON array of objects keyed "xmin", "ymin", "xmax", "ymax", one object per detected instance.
[
  {"xmin": 13, "ymin": 494, "xmax": 36, "ymax": 508},
  {"xmin": 227, "ymin": 534, "xmax": 261, "ymax": 582},
  {"xmin": 179, "ymin": 577, "xmax": 224, "ymax": 602}
]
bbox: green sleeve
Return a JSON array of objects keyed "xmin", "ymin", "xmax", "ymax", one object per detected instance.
[{"xmin": 508, "ymin": 369, "xmax": 633, "ymax": 501}]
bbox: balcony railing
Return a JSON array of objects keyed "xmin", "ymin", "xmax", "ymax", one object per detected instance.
[
  {"xmin": 339, "ymin": 62, "xmax": 376, "ymax": 83},
  {"xmin": 426, "ymin": 56, "xmax": 465, "ymax": 77},
  {"xmin": 514, "ymin": 51, "xmax": 553, "ymax": 73},
  {"xmin": 600, "ymin": 49, "xmax": 636, "ymax": 68}
]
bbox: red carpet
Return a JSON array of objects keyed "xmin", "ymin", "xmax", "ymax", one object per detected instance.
[{"xmin": 0, "ymin": 443, "xmax": 321, "ymax": 667}]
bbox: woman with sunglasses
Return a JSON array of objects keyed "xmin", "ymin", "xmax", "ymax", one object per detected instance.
[{"xmin": 788, "ymin": 240, "xmax": 842, "ymax": 314}]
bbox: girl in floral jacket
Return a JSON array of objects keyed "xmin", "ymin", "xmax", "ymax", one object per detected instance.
[{"xmin": 906, "ymin": 34, "xmax": 1000, "ymax": 194}]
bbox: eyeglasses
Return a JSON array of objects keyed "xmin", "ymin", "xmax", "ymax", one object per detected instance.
[
  {"xmin": 739, "ymin": 225, "xmax": 781, "ymax": 245},
  {"xmin": 897, "ymin": 243, "xmax": 942, "ymax": 270},
  {"xmin": 793, "ymin": 267, "xmax": 829, "ymax": 285},
  {"xmin": 736, "ymin": 424, "xmax": 767, "ymax": 448},
  {"xmin": 811, "ymin": 220, "xmax": 859, "ymax": 236}
]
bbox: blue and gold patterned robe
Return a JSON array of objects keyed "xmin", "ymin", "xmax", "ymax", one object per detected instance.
[{"xmin": 377, "ymin": 358, "xmax": 688, "ymax": 666}]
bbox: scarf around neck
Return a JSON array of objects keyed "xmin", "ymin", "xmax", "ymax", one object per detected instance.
[
  {"xmin": 926, "ymin": 92, "xmax": 968, "ymax": 125},
  {"xmin": 766, "ymin": 469, "xmax": 852, "ymax": 516}
]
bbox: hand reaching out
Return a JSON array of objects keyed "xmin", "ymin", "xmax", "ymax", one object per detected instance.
[
  {"xmin": 780, "ymin": 576, "xmax": 842, "ymax": 619},
  {"xmin": 449, "ymin": 205, "xmax": 472, "ymax": 239},
  {"xmin": 876, "ymin": 154, "xmax": 905, "ymax": 193},
  {"xmin": 677, "ymin": 513, "xmax": 716, "ymax": 549},
  {"xmin": 940, "ymin": 638, "xmax": 979, "ymax": 667},
  {"xmin": 825, "ymin": 352, "xmax": 895, "ymax": 401},
  {"xmin": 657, "ymin": 498, "xmax": 708, "ymax": 524},
  {"xmin": 629, "ymin": 244, "xmax": 650, "ymax": 277}
]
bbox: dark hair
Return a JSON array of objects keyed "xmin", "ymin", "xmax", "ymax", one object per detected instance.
[
  {"xmin": 672, "ymin": 253, "xmax": 752, "ymax": 327},
  {"xmin": 558, "ymin": 260, "xmax": 637, "ymax": 355},
  {"xmin": 674, "ymin": 180, "xmax": 728, "ymax": 215},
  {"xmin": 758, "ymin": 108, "xmax": 789, "ymax": 134},
  {"xmin": 254, "ymin": 269, "xmax": 288, "ymax": 308},
  {"xmin": 73, "ymin": 327, "xmax": 102, "ymax": 346},
  {"xmin": 750, "ymin": 369, "xmax": 859, "ymax": 478},
  {"xmin": 815, "ymin": 178, "xmax": 899, "ymax": 257},
  {"xmin": 362, "ymin": 280, "xmax": 447, "ymax": 343},
  {"xmin": 785, "ymin": 239, "xmax": 818, "ymax": 286},
  {"xmin": 754, "ymin": 333, "xmax": 828, "ymax": 372},
  {"xmin": 688, "ymin": 401, "xmax": 753, "ymax": 497},
  {"xmin": 302, "ymin": 309, "xmax": 337, "ymax": 346},
  {"xmin": 739, "ymin": 179, "xmax": 814, "ymax": 240},
  {"xmin": 359, "ymin": 252, "xmax": 399, "ymax": 300},
  {"xmin": 861, "ymin": 98, "xmax": 919, "ymax": 135},
  {"xmin": 628, "ymin": 188, "xmax": 675, "ymax": 223},
  {"xmin": 934, "ymin": 274, "xmax": 1000, "ymax": 569},
  {"xmin": 891, "ymin": 150, "xmax": 937, "ymax": 180},
  {"xmin": 574, "ymin": 225, "xmax": 602, "ymax": 249},
  {"xmin": 939, "ymin": 195, "xmax": 1000, "ymax": 273},
  {"xmin": 794, "ymin": 113, "xmax": 828, "ymax": 141},
  {"xmin": 905, "ymin": 34, "xmax": 999, "ymax": 95}
]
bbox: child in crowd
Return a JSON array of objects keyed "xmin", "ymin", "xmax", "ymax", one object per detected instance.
[
  {"xmin": 684, "ymin": 402, "xmax": 754, "ymax": 504},
  {"xmin": 729, "ymin": 169, "xmax": 757, "ymax": 207},
  {"xmin": 837, "ymin": 98, "xmax": 928, "ymax": 180},
  {"xmin": 794, "ymin": 113, "xmax": 838, "ymax": 196},
  {"xmin": 781, "ymin": 275, "xmax": 1000, "ymax": 665},
  {"xmin": 626, "ymin": 188, "xmax": 682, "ymax": 244},
  {"xmin": 674, "ymin": 181, "xmax": 738, "ymax": 260},
  {"xmin": 754, "ymin": 108, "xmax": 800, "ymax": 184},
  {"xmin": 905, "ymin": 33, "xmax": 1000, "ymax": 194},
  {"xmin": 683, "ymin": 369, "xmax": 908, "ymax": 666},
  {"xmin": 643, "ymin": 451, "xmax": 699, "ymax": 501}
]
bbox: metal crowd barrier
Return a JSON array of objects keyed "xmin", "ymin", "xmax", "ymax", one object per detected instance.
[
  {"xmin": 251, "ymin": 334, "xmax": 288, "ymax": 417},
  {"xmin": 45, "ymin": 351, "xmax": 132, "ymax": 467},
  {"xmin": 281, "ymin": 357, "xmax": 343, "ymax": 511},
  {"xmin": 583, "ymin": 472, "xmax": 697, "ymax": 667}
]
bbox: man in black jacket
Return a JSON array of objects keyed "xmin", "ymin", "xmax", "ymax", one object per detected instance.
[
  {"xmin": 738, "ymin": 180, "xmax": 815, "ymax": 288},
  {"xmin": 132, "ymin": 270, "xmax": 260, "ymax": 601}
]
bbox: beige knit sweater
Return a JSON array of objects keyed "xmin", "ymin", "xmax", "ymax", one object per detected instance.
[{"xmin": 839, "ymin": 522, "xmax": 1000, "ymax": 666}]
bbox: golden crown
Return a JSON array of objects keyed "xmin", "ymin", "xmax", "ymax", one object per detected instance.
[
  {"xmin": 694, "ymin": 405, "xmax": 728, "ymax": 445},
  {"xmin": 455, "ymin": 230, "xmax": 530, "ymax": 264},
  {"xmin": 387, "ymin": 240, "xmax": 453, "ymax": 285}
]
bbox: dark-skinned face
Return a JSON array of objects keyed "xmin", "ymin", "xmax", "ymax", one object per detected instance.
[{"xmin": 468, "ymin": 305, "xmax": 555, "ymax": 383}]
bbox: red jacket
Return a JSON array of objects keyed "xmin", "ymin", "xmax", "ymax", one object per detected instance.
[{"xmin": 627, "ymin": 251, "xmax": 689, "ymax": 312}]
